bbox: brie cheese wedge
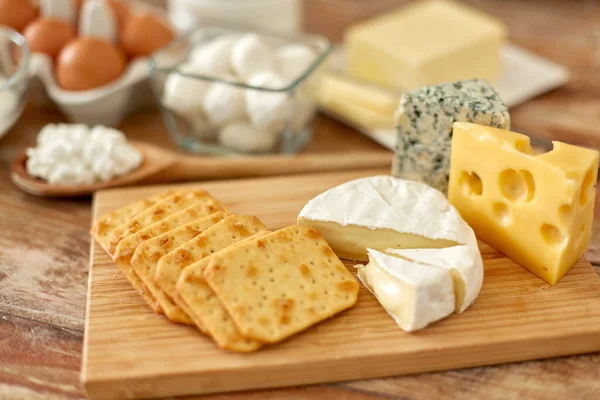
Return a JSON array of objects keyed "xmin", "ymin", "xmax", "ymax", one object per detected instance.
[
  {"xmin": 357, "ymin": 249, "xmax": 455, "ymax": 332},
  {"xmin": 386, "ymin": 244, "xmax": 483, "ymax": 313},
  {"xmin": 297, "ymin": 175, "xmax": 474, "ymax": 262}
]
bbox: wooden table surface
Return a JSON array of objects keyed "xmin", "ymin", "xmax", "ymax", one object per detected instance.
[{"xmin": 2, "ymin": 1, "xmax": 600, "ymax": 399}]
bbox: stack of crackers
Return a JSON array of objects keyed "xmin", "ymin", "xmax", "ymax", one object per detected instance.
[{"xmin": 91, "ymin": 189, "xmax": 359, "ymax": 352}]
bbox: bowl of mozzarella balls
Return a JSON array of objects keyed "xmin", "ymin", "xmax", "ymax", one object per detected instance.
[{"xmin": 150, "ymin": 27, "xmax": 331, "ymax": 155}]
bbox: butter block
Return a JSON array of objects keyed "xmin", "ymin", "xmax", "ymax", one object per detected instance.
[
  {"xmin": 448, "ymin": 122, "xmax": 599, "ymax": 285},
  {"xmin": 345, "ymin": 0, "xmax": 506, "ymax": 90}
]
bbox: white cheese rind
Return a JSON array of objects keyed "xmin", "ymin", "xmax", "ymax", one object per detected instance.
[
  {"xmin": 386, "ymin": 243, "xmax": 483, "ymax": 313},
  {"xmin": 357, "ymin": 249, "xmax": 455, "ymax": 332},
  {"xmin": 298, "ymin": 175, "xmax": 474, "ymax": 244},
  {"xmin": 393, "ymin": 79, "xmax": 510, "ymax": 193}
]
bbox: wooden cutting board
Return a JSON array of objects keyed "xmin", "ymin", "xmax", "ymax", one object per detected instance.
[{"xmin": 82, "ymin": 169, "xmax": 600, "ymax": 400}]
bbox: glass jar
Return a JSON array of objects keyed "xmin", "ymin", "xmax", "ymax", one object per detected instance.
[
  {"xmin": 0, "ymin": 27, "xmax": 30, "ymax": 140},
  {"xmin": 149, "ymin": 26, "xmax": 331, "ymax": 155}
]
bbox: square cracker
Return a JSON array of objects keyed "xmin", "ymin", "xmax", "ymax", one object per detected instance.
[
  {"xmin": 113, "ymin": 205, "xmax": 228, "ymax": 314},
  {"xmin": 130, "ymin": 212, "xmax": 229, "ymax": 324},
  {"xmin": 176, "ymin": 232, "xmax": 270, "ymax": 352},
  {"xmin": 203, "ymin": 226, "xmax": 360, "ymax": 344},
  {"xmin": 155, "ymin": 215, "xmax": 267, "ymax": 326},
  {"xmin": 107, "ymin": 190, "xmax": 220, "ymax": 255},
  {"xmin": 91, "ymin": 191, "xmax": 173, "ymax": 251}
]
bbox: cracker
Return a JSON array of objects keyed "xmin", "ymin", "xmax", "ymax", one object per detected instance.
[
  {"xmin": 107, "ymin": 190, "xmax": 221, "ymax": 255},
  {"xmin": 155, "ymin": 215, "xmax": 267, "ymax": 326},
  {"xmin": 91, "ymin": 191, "xmax": 173, "ymax": 251},
  {"xmin": 203, "ymin": 226, "xmax": 360, "ymax": 344},
  {"xmin": 112, "ymin": 205, "xmax": 228, "ymax": 314},
  {"xmin": 176, "ymin": 232, "xmax": 269, "ymax": 352},
  {"xmin": 130, "ymin": 212, "xmax": 228, "ymax": 324}
]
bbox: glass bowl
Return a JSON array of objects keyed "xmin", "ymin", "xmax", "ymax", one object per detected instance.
[
  {"xmin": 149, "ymin": 26, "xmax": 332, "ymax": 155},
  {"xmin": 0, "ymin": 27, "xmax": 30, "ymax": 141}
]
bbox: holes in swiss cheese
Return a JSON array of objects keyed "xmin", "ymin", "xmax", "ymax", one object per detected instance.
[
  {"xmin": 492, "ymin": 202, "xmax": 511, "ymax": 226},
  {"xmin": 580, "ymin": 169, "xmax": 594, "ymax": 206},
  {"xmin": 514, "ymin": 139, "xmax": 534, "ymax": 155},
  {"xmin": 558, "ymin": 204, "xmax": 573, "ymax": 223},
  {"xmin": 540, "ymin": 224, "xmax": 565, "ymax": 246},
  {"xmin": 459, "ymin": 171, "xmax": 483, "ymax": 196},
  {"xmin": 499, "ymin": 169, "xmax": 535, "ymax": 202}
]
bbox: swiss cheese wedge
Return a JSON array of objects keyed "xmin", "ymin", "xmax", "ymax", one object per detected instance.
[{"xmin": 449, "ymin": 122, "xmax": 599, "ymax": 285}]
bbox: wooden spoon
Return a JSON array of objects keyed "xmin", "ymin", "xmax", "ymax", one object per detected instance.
[{"xmin": 11, "ymin": 140, "xmax": 393, "ymax": 197}]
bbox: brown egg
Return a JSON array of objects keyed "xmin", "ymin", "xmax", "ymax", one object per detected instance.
[
  {"xmin": 108, "ymin": 0, "xmax": 131, "ymax": 28},
  {"xmin": 24, "ymin": 18, "xmax": 76, "ymax": 58},
  {"xmin": 0, "ymin": 0, "xmax": 38, "ymax": 31},
  {"xmin": 121, "ymin": 14, "xmax": 174, "ymax": 58},
  {"xmin": 56, "ymin": 37, "xmax": 126, "ymax": 91}
]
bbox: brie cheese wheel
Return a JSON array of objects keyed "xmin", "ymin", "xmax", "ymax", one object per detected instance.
[
  {"xmin": 357, "ymin": 249, "xmax": 455, "ymax": 332},
  {"xmin": 386, "ymin": 244, "xmax": 483, "ymax": 313},
  {"xmin": 297, "ymin": 175, "xmax": 475, "ymax": 262}
]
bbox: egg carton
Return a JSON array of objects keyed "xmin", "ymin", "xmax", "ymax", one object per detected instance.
[{"xmin": 28, "ymin": 0, "xmax": 172, "ymax": 127}]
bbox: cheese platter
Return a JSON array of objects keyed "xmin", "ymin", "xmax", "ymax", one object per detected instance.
[{"xmin": 83, "ymin": 169, "xmax": 600, "ymax": 400}]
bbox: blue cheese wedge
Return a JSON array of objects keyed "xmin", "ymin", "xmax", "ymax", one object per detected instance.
[{"xmin": 393, "ymin": 79, "xmax": 510, "ymax": 193}]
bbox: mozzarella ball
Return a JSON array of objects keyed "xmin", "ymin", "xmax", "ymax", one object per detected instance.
[
  {"xmin": 203, "ymin": 80, "xmax": 246, "ymax": 126},
  {"xmin": 218, "ymin": 121, "xmax": 278, "ymax": 153},
  {"xmin": 24, "ymin": 18, "xmax": 77, "ymax": 58},
  {"xmin": 276, "ymin": 44, "xmax": 317, "ymax": 83},
  {"xmin": 231, "ymin": 34, "xmax": 275, "ymax": 80},
  {"xmin": 245, "ymin": 71, "xmax": 291, "ymax": 133},
  {"xmin": 189, "ymin": 36, "xmax": 235, "ymax": 75},
  {"xmin": 162, "ymin": 63, "xmax": 210, "ymax": 116}
]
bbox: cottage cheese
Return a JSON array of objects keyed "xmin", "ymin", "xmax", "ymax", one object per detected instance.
[{"xmin": 26, "ymin": 124, "xmax": 143, "ymax": 185}]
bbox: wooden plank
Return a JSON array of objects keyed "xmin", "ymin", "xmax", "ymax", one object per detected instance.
[{"xmin": 82, "ymin": 169, "xmax": 600, "ymax": 400}]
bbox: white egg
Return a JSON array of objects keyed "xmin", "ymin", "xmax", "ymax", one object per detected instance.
[
  {"xmin": 231, "ymin": 34, "xmax": 276, "ymax": 80},
  {"xmin": 189, "ymin": 36, "xmax": 236, "ymax": 75},
  {"xmin": 203, "ymin": 80, "xmax": 246, "ymax": 126},
  {"xmin": 276, "ymin": 44, "xmax": 317, "ymax": 83},
  {"xmin": 218, "ymin": 121, "xmax": 279, "ymax": 153},
  {"xmin": 245, "ymin": 71, "xmax": 291, "ymax": 134},
  {"xmin": 162, "ymin": 63, "xmax": 211, "ymax": 116}
]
